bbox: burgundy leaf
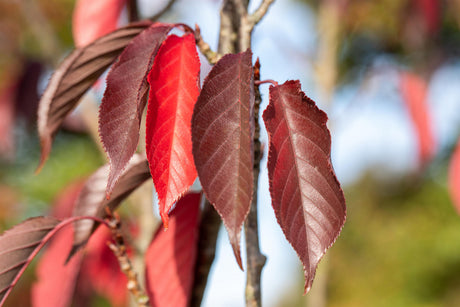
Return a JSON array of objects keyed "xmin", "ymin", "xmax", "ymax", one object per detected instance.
[
  {"xmin": 146, "ymin": 34, "xmax": 200, "ymax": 228},
  {"xmin": 449, "ymin": 140, "xmax": 460, "ymax": 215},
  {"xmin": 191, "ymin": 50, "xmax": 254, "ymax": 268},
  {"xmin": 73, "ymin": 0, "xmax": 127, "ymax": 47},
  {"xmin": 71, "ymin": 154, "xmax": 150, "ymax": 255},
  {"xmin": 31, "ymin": 225, "xmax": 83, "ymax": 307},
  {"xmin": 99, "ymin": 23, "xmax": 172, "ymax": 197},
  {"xmin": 400, "ymin": 71, "xmax": 436, "ymax": 166},
  {"xmin": 262, "ymin": 80, "xmax": 346, "ymax": 293},
  {"xmin": 145, "ymin": 193, "xmax": 201, "ymax": 307},
  {"xmin": 0, "ymin": 217, "xmax": 60, "ymax": 305},
  {"xmin": 0, "ymin": 83, "xmax": 16, "ymax": 158},
  {"xmin": 37, "ymin": 21, "xmax": 152, "ymax": 171}
]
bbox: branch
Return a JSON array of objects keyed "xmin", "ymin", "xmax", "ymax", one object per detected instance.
[
  {"xmin": 195, "ymin": 24, "xmax": 220, "ymax": 64},
  {"xmin": 244, "ymin": 58, "xmax": 266, "ymax": 307},
  {"xmin": 127, "ymin": 0, "xmax": 139, "ymax": 22},
  {"xmin": 105, "ymin": 212, "xmax": 150, "ymax": 307},
  {"xmin": 248, "ymin": 0, "xmax": 275, "ymax": 27},
  {"xmin": 190, "ymin": 201, "xmax": 222, "ymax": 307}
]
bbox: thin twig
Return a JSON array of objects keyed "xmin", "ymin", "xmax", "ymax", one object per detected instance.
[
  {"xmin": 105, "ymin": 212, "xmax": 150, "ymax": 307},
  {"xmin": 194, "ymin": 24, "xmax": 220, "ymax": 64},
  {"xmin": 127, "ymin": 0, "xmax": 139, "ymax": 22},
  {"xmin": 244, "ymin": 59, "xmax": 266, "ymax": 307},
  {"xmin": 248, "ymin": 0, "xmax": 275, "ymax": 27}
]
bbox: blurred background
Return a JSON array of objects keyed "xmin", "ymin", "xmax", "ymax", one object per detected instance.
[{"xmin": 1, "ymin": 0, "xmax": 460, "ymax": 306}]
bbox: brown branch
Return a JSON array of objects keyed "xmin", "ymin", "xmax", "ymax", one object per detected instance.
[
  {"xmin": 127, "ymin": 0, "xmax": 139, "ymax": 22},
  {"xmin": 244, "ymin": 58, "xmax": 266, "ymax": 307},
  {"xmin": 194, "ymin": 24, "xmax": 220, "ymax": 64},
  {"xmin": 105, "ymin": 212, "xmax": 150, "ymax": 307},
  {"xmin": 190, "ymin": 200, "xmax": 222, "ymax": 307},
  {"xmin": 248, "ymin": 0, "xmax": 275, "ymax": 27}
]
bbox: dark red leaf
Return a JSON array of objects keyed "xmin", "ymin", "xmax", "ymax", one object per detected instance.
[
  {"xmin": 99, "ymin": 23, "xmax": 172, "ymax": 197},
  {"xmin": 15, "ymin": 60, "xmax": 43, "ymax": 128},
  {"xmin": 37, "ymin": 21, "xmax": 152, "ymax": 171},
  {"xmin": 262, "ymin": 80, "xmax": 346, "ymax": 293},
  {"xmin": 73, "ymin": 0, "xmax": 127, "ymax": 47},
  {"xmin": 400, "ymin": 71, "xmax": 436, "ymax": 166},
  {"xmin": 71, "ymin": 154, "xmax": 150, "ymax": 255},
  {"xmin": 0, "ymin": 217, "xmax": 60, "ymax": 305},
  {"xmin": 146, "ymin": 34, "xmax": 200, "ymax": 228},
  {"xmin": 414, "ymin": 0, "xmax": 440, "ymax": 35},
  {"xmin": 0, "ymin": 83, "xmax": 16, "ymax": 158},
  {"xmin": 449, "ymin": 140, "xmax": 460, "ymax": 215},
  {"xmin": 81, "ymin": 226, "xmax": 128, "ymax": 307},
  {"xmin": 145, "ymin": 193, "xmax": 201, "ymax": 307},
  {"xmin": 31, "ymin": 225, "xmax": 83, "ymax": 307},
  {"xmin": 191, "ymin": 50, "xmax": 254, "ymax": 268}
]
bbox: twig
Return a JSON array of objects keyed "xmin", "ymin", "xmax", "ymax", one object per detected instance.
[
  {"xmin": 248, "ymin": 0, "xmax": 275, "ymax": 27},
  {"xmin": 194, "ymin": 24, "xmax": 220, "ymax": 64},
  {"xmin": 190, "ymin": 200, "xmax": 222, "ymax": 307},
  {"xmin": 127, "ymin": 0, "xmax": 139, "ymax": 22},
  {"xmin": 105, "ymin": 212, "xmax": 150, "ymax": 307},
  {"xmin": 244, "ymin": 59, "xmax": 266, "ymax": 307}
]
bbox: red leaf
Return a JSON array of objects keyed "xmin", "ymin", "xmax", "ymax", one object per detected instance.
[
  {"xmin": 71, "ymin": 154, "xmax": 150, "ymax": 255},
  {"xmin": 99, "ymin": 23, "xmax": 172, "ymax": 197},
  {"xmin": 400, "ymin": 71, "xmax": 436, "ymax": 166},
  {"xmin": 0, "ymin": 217, "xmax": 60, "ymax": 305},
  {"xmin": 81, "ymin": 226, "xmax": 128, "ymax": 307},
  {"xmin": 0, "ymin": 83, "xmax": 16, "ymax": 158},
  {"xmin": 37, "ymin": 22, "xmax": 152, "ymax": 171},
  {"xmin": 449, "ymin": 141, "xmax": 460, "ymax": 215},
  {"xmin": 191, "ymin": 50, "xmax": 254, "ymax": 268},
  {"xmin": 145, "ymin": 193, "xmax": 201, "ymax": 307},
  {"xmin": 262, "ymin": 80, "xmax": 346, "ymax": 293},
  {"xmin": 73, "ymin": 0, "xmax": 127, "ymax": 47},
  {"xmin": 31, "ymin": 225, "xmax": 83, "ymax": 307},
  {"xmin": 146, "ymin": 34, "xmax": 200, "ymax": 228}
]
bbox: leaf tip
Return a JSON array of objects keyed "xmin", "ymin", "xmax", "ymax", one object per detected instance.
[
  {"xmin": 36, "ymin": 136, "xmax": 52, "ymax": 174},
  {"xmin": 230, "ymin": 236, "xmax": 243, "ymax": 271},
  {"xmin": 160, "ymin": 212, "xmax": 169, "ymax": 230}
]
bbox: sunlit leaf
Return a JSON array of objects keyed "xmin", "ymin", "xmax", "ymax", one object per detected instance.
[
  {"xmin": 400, "ymin": 71, "xmax": 436, "ymax": 166},
  {"xmin": 146, "ymin": 34, "xmax": 200, "ymax": 228},
  {"xmin": 262, "ymin": 80, "xmax": 346, "ymax": 293},
  {"xmin": 191, "ymin": 50, "xmax": 254, "ymax": 268},
  {"xmin": 145, "ymin": 193, "xmax": 201, "ymax": 307},
  {"xmin": 0, "ymin": 217, "xmax": 60, "ymax": 305},
  {"xmin": 37, "ymin": 21, "xmax": 152, "ymax": 170},
  {"xmin": 73, "ymin": 0, "xmax": 127, "ymax": 47},
  {"xmin": 99, "ymin": 23, "xmax": 172, "ymax": 197}
]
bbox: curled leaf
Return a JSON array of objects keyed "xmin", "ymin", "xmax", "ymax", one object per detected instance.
[
  {"xmin": 146, "ymin": 34, "xmax": 200, "ymax": 228},
  {"xmin": 145, "ymin": 193, "xmax": 201, "ymax": 307},
  {"xmin": 37, "ymin": 21, "xmax": 152, "ymax": 171},
  {"xmin": 191, "ymin": 50, "xmax": 254, "ymax": 268},
  {"xmin": 99, "ymin": 23, "xmax": 172, "ymax": 197},
  {"xmin": 263, "ymin": 80, "xmax": 346, "ymax": 293}
]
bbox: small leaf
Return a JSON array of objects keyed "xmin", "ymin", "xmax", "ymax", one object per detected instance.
[
  {"xmin": 99, "ymin": 23, "xmax": 172, "ymax": 197},
  {"xmin": 31, "ymin": 225, "xmax": 83, "ymax": 307},
  {"xmin": 191, "ymin": 50, "xmax": 254, "ymax": 268},
  {"xmin": 71, "ymin": 154, "xmax": 150, "ymax": 255},
  {"xmin": 37, "ymin": 21, "xmax": 152, "ymax": 171},
  {"xmin": 146, "ymin": 34, "xmax": 200, "ymax": 228},
  {"xmin": 73, "ymin": 0, "xmax": 127, "ymax": 47},
  {"xmin": 145, "ymin": 193, "xmax": 201, "ymax": 307},
  {"xmin": 0, "ymin": 216, "xmax": 60, "ymax": 305},
  {"xmin": 400, "ymin": 71, "xmax": 436, "ymax": 166},
  {"xmin": 449, "ymin": 140, "xmax": 460, "ymax": 215},
  {"xmin": 262, "ymin": 80, "xmax": 346, "ymax": 293}
]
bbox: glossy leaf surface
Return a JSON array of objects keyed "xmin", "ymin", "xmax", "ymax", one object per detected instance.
[
  {"xmin": 71, "ymin": 154, "xmax": 150, "ymax": 253},
  {"xmin": 146, "ymin": 34, "xmax": 200, "ymax": 227},
  {"xmin": 0, "ymin": 217, "xmax": 60, "ymax": 305},
  {"xmin": 145, "ymin": 193, "xmax": 201, "ymax": 307},
  {"xmin": 37, "ymin": 22, "xmax": 152, "ymax": 170},
  {"xmin": 400, "ymin": 71, "xmax": 436, "ymax": 165},
  {"xmin": 99, "ymin": 23, "xmax": 172, "ymax": 197},
  {"xmin": 73, "ymin": 0, "xmax": 126, "ymax": 47},
  {"xmin": 263, "ymin": 80, "xmax": 346, "ymax": 293},
  {"xmin": 191, "ymin": 50, "xmax": 254, "ymax": 268}
]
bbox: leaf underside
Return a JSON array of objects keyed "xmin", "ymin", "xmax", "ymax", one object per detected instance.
[
  {"xmin": 37, "ymin": 21, "xmax": 152, "ymax": 171},
  {"xmin": 0, "ymin": 217, "xmax": 60, "ymax": 306},
  {"xmin": 146, "ymin": 34, "xmax": 200, "ymax": 228},
  {"xmin": 72, "ymin": 0, "xmax": 127, "ymax": 47},
  {"xmin": 145, "ymin": 193, "xmax": 201, "ymax": 307},
  {"xmin": 191, "ymin": 50, "xmax": 254, "ymax": 268},
  {"xmin": 70, "ymin": 154, "xmax": 150, "ymax": 257},
  {"xmin": 99, "ymin": 23, "xmax": 172, "ymax": 197},
  {"xmin": 263, "ymin": 80, "xmax": 346, "ymax": 293}
]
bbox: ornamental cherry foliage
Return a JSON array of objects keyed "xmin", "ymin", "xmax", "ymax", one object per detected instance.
[{"xmin": 0, "ymin": 2, "xmax": 347, "ymax": 306}]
